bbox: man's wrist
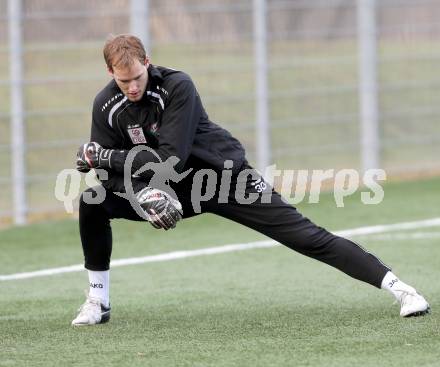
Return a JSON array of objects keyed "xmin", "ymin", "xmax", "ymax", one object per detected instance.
[
  {"xmin": 98, "ymin": 149, "xmax": 114, "ymax": 169},
  {"xmin": 97, "ymin": 149, "xmax": 128, "ymax": 172}
]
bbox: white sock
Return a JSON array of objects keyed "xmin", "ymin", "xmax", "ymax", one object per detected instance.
[
  {"xmin": 88, "ymin": 270, "xmax": 110, "ymax": 307},
  {"xmin": 381, "ymin": 271, "xmax": 416, "ymax": 301}
]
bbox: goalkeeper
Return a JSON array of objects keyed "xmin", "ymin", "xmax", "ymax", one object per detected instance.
[{"xmin": 72, "ymin": 34, "xmax": 430, "ymax": 326}]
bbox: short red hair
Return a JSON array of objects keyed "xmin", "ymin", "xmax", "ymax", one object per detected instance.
[{"xmin": 103, "ymin": 34, "xmax": 147, "ymax": 71}]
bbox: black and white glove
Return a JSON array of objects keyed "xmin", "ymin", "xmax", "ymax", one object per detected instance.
[
  {"xmin": 76, "ymin": 142, "xmax": 113, "ymax": 172},
  {"xmin": 136, "ymin": 187, "xmax": 183, "ymax": 230}
]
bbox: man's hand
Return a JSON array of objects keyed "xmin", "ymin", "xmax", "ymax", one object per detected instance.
[
  {"xmin": 136, "ymin": 187, "xmax": 183, "ymax": 230},
  {"xmin": 76, "ymin": 142, "xmax": 113, "ymax": 172}
]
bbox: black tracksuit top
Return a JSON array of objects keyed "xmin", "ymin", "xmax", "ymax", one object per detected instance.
[{"xmin": 90, "ymin": 64, "xmax": 246, "ymax": 192}]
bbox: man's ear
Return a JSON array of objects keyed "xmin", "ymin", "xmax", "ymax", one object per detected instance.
[
  {"xmin": 144, "ymin": 56, "xmax": 150, "ymax": 68},
  {"xmin": 107, "ymin": 66, "xmax": 114, "ymax": 77}
]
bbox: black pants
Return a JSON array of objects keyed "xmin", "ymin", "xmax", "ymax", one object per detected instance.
[{"xmin": 79, "ymin": 165, "xmax": 390, "ymax": 288}]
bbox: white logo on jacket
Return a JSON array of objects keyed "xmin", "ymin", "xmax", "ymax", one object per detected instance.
[{"xmin": 127, "ymin": 124, "xmax": 147, "ymax": 144}]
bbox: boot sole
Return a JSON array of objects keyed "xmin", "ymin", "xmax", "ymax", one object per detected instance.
[{"xmin": 403, "ymin": 306, "xmax": 431, "ymax": 317}]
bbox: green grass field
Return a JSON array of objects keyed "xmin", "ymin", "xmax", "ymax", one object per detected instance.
[{"xmin": 1, "ymin": 177, "xmax": 439, "ymax": 366}]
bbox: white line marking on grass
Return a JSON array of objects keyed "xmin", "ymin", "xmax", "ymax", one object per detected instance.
[
  {"xmin": 357, "ymin": 232, "xmax": 440, "ymax": 241},
  {"xmin": 1, "ymin": 217, "xmax": 440, "ymax": 282},
  {"xmin": 334, "ymin": 217, "xmax": 440, "ymax": 237}
]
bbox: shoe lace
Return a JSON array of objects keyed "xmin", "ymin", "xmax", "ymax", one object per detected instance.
[
  {"xmin": 392, "ymin": 288, "xmax": 417, "ymax": 307},
  {"xmin": 77, "ymin": 291, "xmax": 102, "ymax": 314}
]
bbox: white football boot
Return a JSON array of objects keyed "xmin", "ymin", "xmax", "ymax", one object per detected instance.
[
  {"xmin": 398, "ymin": 288, "xmax": 430, "ymax": 317},
  {"xmin": 71, "ymin": 294, "xmax": 111, "ymax": 326}
]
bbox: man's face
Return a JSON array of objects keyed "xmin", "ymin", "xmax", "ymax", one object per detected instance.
[{"xmin": 109, "ymin": 58, "xmax": 149, "ymax": 102}]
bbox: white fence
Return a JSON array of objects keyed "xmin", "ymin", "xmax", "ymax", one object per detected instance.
[{"xmin": 1, "ymin": 0, "xmax": 440, "ymax": 224}]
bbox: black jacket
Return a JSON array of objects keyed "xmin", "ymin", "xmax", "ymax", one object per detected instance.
[{"xmin": 90, "ymin": 64, "xmax": 246, "ymax": 192}]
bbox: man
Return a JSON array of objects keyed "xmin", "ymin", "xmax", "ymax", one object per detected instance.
[{"xmin": 73, "ymin": 34, "xmax": 430, "ymax": 326}]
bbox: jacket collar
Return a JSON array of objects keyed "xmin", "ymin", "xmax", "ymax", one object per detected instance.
[
  {"xmin": 144, "ymin": 64, "xmax": 162, "ymax": 94},
  {"xmin": 141, "ymin": 64, "xmax": 165, "ymax": 107},
  {"xmin": 147, "ymin": 64, "xmax": 163, "ymax": 85}
]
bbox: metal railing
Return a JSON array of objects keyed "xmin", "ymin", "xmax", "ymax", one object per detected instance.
[{"xmin": 1, "ymin": 0, "xmax": 440, "ymax": 224}]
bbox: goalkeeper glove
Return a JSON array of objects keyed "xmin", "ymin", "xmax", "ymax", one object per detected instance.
[
  {"xmin": 136, "ymin": 187, "xmax": 183, "ymax": 230},
  {"xmin": 76, "ymin": 142, "xmax": 113, "ymax": 172}
]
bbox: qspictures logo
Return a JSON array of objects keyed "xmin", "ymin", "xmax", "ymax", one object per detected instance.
[{"xmin": 54, "ymin": 146, "xmax": 387, "ymax": 215}]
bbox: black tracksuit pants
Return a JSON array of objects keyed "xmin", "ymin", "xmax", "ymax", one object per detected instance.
[{"xmin": 79, "ymin": 164, "xmax": 390, "ymax": 288}]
